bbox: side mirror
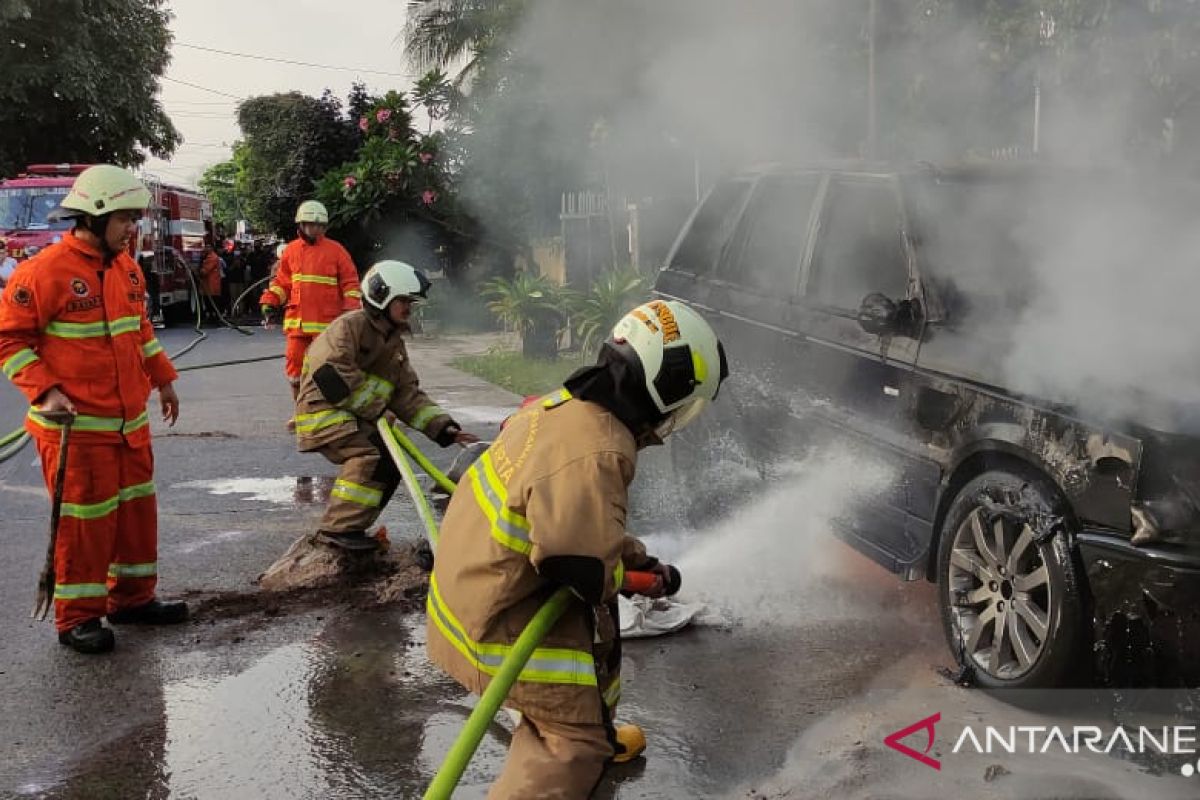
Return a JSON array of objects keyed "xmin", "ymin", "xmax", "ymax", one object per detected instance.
[{"xmin": 857, "ymin": 292, "xmax": 900, "ymax": 335}]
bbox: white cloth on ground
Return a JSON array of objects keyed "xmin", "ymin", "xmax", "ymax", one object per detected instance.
[{"xmin": 617, "ymin": 594, "xmax": 706, "ymax": 638}]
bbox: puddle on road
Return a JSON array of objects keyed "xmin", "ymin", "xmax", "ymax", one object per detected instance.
[
  {"xmin": 38, "ymin": 613, "xmax": 474, "ymax": 799},
  {"xmin": 173, "ymin": 476, "xmax": 335, "ymax": 506}
]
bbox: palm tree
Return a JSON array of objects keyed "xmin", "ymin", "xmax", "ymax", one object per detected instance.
[
  {"xmin": 569, "ymin": 267, "xmax": 649, "ymax": 358},
  {"xmin": 403, "ymin": 0, "xmax": 527, "ymax": 88}
]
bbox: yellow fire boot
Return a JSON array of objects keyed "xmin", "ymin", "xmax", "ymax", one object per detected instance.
[{"xmin": 612, "ymin": 723, "xmax": 646, "ymax": 764}]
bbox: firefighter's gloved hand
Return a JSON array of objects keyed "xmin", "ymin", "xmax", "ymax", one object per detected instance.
[
  {"xmin": 538, "ymin": 556, "xmax": 605, "ymax": 605},
  {"xmin": 643, "ymin": 562, "xmax": 681, "ymax": 597},
  {"xmin": 261, "ymin": 304, "xmax": 278, "ymax": 328}
]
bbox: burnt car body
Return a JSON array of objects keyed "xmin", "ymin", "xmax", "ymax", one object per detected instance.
[{"xmin": 656, "ymin": 163, "xmax": 1200, "ymax": 688}]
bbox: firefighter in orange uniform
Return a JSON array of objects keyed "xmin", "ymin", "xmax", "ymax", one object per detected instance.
[
  {"xmin": 427, "ymin": 300, "xmax": 728, "ymax": 798},
  {"xmin": 0, "ymin": 165, "xmax": 188, "ymax": 655},
  {"xmin": 259, "ymin": 200, "xmax": 361, "ymax": 428}
]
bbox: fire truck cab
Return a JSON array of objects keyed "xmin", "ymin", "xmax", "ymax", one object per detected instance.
[{"xmin": 0, "ymin": 164, "xmax": 213, "ymax": 325}]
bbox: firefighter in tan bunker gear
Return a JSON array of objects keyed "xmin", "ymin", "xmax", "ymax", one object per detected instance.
[
  {"xmin": 427, "ymin": 299, "xmax": 729, "ymax": 798},
  {"xmin": 294, "ymin": 260, "xmax": 478, "ymax": 551}
]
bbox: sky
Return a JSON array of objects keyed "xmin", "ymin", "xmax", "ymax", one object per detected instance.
[{"xmin": 145, "ymin": 0, "xmax": 416, "ymax": 187}]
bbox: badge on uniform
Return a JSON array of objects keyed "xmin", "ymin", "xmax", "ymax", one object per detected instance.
[{"xmin": 70, "ymin": 278, "xmax": 89, "ymax": 297}]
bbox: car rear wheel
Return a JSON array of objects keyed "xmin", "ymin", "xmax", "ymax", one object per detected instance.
[{"xmin": 937, "ymin": 469, "xmax": 1085, "ymax": 688}]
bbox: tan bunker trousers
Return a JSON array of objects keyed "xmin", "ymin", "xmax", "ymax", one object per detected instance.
[
  {"xmin": 315, "ymin": 423, "xmax": 400, "ymax": 534},
  {"xmin": 489, "ymin": 714, "xmax": 613, "ymax": 800}
]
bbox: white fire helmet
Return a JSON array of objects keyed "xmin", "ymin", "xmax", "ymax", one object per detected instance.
[
  {"xmin": 609, "ymin": 299, "xmax": 728, "ymax": 438},
  {"xmin": 362, "ymin": 260, "xmax": 432, "ymax": 310}
]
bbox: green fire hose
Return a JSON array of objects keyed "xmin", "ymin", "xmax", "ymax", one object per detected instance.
[
  {"xmin": 376, "ymin": 418, "xmax": 442, "ymax": 548},
  {"xmin": 423, "ymin": 586, "xmax": 573, "ymax": 800},
  {"xmin": 375, "ymin": 417, "xmax": 575, "ymax": 799}
]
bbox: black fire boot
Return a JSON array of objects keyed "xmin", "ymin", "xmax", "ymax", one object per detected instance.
[
  {"xmin": 317, "ymin": 530, "xmax": 380, "ymax": 552},
  {"xmin": 58, "ymin": 619, "xmax": 116, "ymax": 654},
  {"xmin": 107, "ymin": 598, "xmax": 189, "ymax": 625}
]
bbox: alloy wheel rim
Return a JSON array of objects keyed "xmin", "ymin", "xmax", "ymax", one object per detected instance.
[{"xmin": 947, "ymin": 506, "xmax": 1053, "ymax": 680}]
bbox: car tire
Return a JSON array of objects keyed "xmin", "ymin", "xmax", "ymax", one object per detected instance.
[{"xmin": 936, "ymin": 469, "xmax": 1085, "ymax": 689}]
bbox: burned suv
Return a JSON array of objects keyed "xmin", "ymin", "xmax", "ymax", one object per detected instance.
[{"xmin": 656, "ymin": 163, "xmax": 1200, "ymax": 688}]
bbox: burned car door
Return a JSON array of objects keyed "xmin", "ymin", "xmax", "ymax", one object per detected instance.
[
  {"xmin": 655, "ymin": 172, "xmax": 824, "ymax": 510},
  {"xmin": 792, "ymin": 174, "xmax": 938, "ymax": 576},
  {"xmin": 700, "ymin": 173, "xmax": 825, "ymax": 462}
]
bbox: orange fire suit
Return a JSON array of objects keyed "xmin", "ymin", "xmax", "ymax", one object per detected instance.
[
  {"xmin": 0, "ymin": 233, "xmax": 178, "ymax": 632},
  {"xmin": 200, "ymin": 251, "xmax": 222, "ymax": 298},
  {"xmin": 259, "ymin": 237, "xmax": 361, "ymax": 383}
]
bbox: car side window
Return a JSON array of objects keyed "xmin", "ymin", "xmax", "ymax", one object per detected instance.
[
  {"xmin": 718, "ymin": 175, "xmax": 819, "ymax": 296},
  {"xmin": 667, "ymin": 180, "xmax": 752, "ymax": 276},
  {"xmin": 808, "ymin": 180, "xmax": 907, "ymax": 311}
]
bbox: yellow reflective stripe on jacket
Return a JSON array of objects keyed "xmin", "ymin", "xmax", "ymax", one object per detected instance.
[
  {"xmin": 464, "ymin": 451, "xmax": 532, "ymax": 554},
  {"xmin": 293, "ymin": 274, "xmax": 338, "ymax": 286},
  {"xmin": 45, "ymin": 320, "xmax": 108, "ymax": 339},
  {"xmin": 142, "ymin": 338, "xmax": 164, "ymax": 358},
  {"xmin": 294, "ymin": 408, "xmax": 354, "ymax": 434},
  {"xmin": 331, "ymin": 479, "xmax": 382, "ymax": 508},
  {"xmin": 108, "ymin": 562, "xmax": 157, "ymax": 578},
  {"xmin": 409, "ymin": 404, "xmax": 445, "ymax": 431},
  {"xmin": 343, "ymin": 373, "xmax": 394, "ymax": 414},
  {"xmin": 613, "ymin": 561, "xmax": 625, "ymax": 593},
  {"xmin": 269, "ymin": 285, "xmax": 287, "ymax": 301},
  {"xmin": 107, "ymin": 316, "xmax": 142, "ymax": 336},
  {"xmin": 542, "ymin": 388, "xmax": 572, "ymax": 408},
  {"xmin": 2, "ymin": 347, "xmax": 38, "ymax": 379},
  {"xmin": 344, "ymin": 289, "xmax": 362, "ymax": 299},
  {"xmin": 54, "ymin": 582, "xmax": 108, "ymax": 600},
  {"xmin": 282, "ymin": 319, "xmax": 330, "ymax": 334},
  {"xmin": 61, "ymin": 480, "xmax": 156, "ymax": 521},
  {"xmin": 427, "ymin": 573, "xmax": 597, "ymax": 686},
  {"xmin": 44, "ymin": 316, "xmax": 142, "ymax": 340},
  {"xmin": 28, "ymin": 409, "xmax": 149, "ymax": 435},
  {"xmin": 603, "ymin": 677, "xmax": 621, "ymax": 709}
]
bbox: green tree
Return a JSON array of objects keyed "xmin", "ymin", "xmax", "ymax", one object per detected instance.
[
  {"xmin": 314, "ymin": 88, "xmax": 476, "ymax": 273},
  {"xmin": 197, "ymin": 152, "xmax": 246, "ymax": 232},
  {"xmin": 235, "ymin": 90, "xmax": 359, "ymax": 235},
  {"xmin": 0, "ymin": 0, "xmax": 180, "ymax": 176}
]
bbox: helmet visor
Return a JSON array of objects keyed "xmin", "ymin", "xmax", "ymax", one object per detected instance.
[{"xmin": 654, "ymin": 397, "xmax": 709, "ymax": 439}]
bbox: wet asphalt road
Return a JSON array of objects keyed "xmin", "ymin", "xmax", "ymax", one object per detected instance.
[{"xmin": 3, "ymin": 326, "xmax": 1196, "ymax": 799}]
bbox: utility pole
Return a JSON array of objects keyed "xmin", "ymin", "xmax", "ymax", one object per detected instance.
[{"xmin": 866, "ymin": 0, "xmax": 878, "ymax": 160}]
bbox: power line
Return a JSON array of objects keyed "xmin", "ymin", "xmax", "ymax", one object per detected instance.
[
  {"xmin": 176, "ymin": 41, "xmax": 414, "ymax": 78},
  {"xmin": 163, "ymin": 75, "xmax": 243, "ymax": 100}
]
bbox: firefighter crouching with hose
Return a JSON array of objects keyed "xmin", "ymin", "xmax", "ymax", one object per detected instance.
[
  {"xmin": 427, "ymin": 299, "xmax": 728, "ymax": 798},
  {"xmin": 293, "ymin": 260, "xmax": 478, "ymax": 552},
  {"xmin": 0, "ymin": 165, "xmax": 187, "ymax": 654}
]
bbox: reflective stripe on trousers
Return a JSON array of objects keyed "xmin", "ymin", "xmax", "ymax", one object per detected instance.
[{"xmin": 35, "ymin": 438, "xmax": 159, "ymax": 632}]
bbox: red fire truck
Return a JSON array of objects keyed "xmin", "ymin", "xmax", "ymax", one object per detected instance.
[{"xmin": 0, "ymin": 163, "xmax": 213, "ymax": 324}]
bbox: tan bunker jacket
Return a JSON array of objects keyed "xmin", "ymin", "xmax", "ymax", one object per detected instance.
[
  {"xmin": 294, "ymin": 309, "xmax": 454, "ymax": 450},
  {"xmin": 427, "ymin": 390, "xmax": 657, "ymax": 724}
]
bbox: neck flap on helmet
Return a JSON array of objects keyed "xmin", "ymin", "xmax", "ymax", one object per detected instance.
[{"xmin": 563, "ymin": 341, "xmax": 666, "ymax": 438}]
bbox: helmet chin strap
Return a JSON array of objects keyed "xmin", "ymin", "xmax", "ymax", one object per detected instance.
[
  {"xmin": 84, "ymin": 213, "xmax": 118, "ymax": 260},
  {"xmin": 298, "ymin": 228, "xmax": 317, "ymax": 245}
]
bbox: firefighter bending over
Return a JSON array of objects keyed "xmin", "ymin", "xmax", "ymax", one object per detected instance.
[
  {"xmin": 294, "ymin": 260, "xmax": 478, "ymax": 552},
  {"xmin": 427, "ymin": 299, "xmax": 728, "ymax": 798},
  {"xmin": 260, "ymin": 200, "xmax": 362, "ymax": 430},
  {"xmin": 0, "ymin": 165, "xmax": 188, "ymax": 654}
]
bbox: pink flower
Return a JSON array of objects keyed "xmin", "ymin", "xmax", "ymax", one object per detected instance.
[
  {"xmin": 419, "ymin": 152, "xmax": 434, "ymax": 165},
  {"xmin": 376, "ymin": 108, "xmax": 392, "ymax": 123},
  {"xmin": 343, "ymin": 175, "xmax": 357, "ymax": 189},
  {"xmin": 421, "ymin": 188, "xmax": 438, "ymax": 205},
  {"xmin": 358, "ymin": 116, "xmax": 369, "ymax": 132}
]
